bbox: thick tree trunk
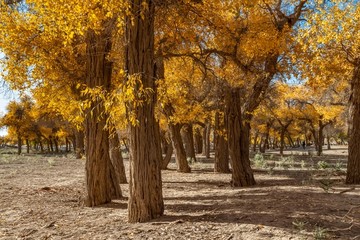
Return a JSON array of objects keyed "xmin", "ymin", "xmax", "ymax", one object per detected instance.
[
  {"xmin": 109, "ymin": 131, "xmax": 127, "ymax": 184},
  {"xmin": 84, "ymin": 22, "xmax": 115, "ymax": 207},
  {"xmin": 182, "ymin": 124, "xmax": 196, "ymax": 162},
  {"xmin": 126, "ymin": 1, "xmax": 164, "ymax": 222},
  {"xmin": 225, "ymin": 88, "xmax": 255, "ymax": 187},
  {"xmin": 214, "ymin": 112, "xmax": 230, "ymax": 173},
  {"xmin": 168, "ymin": 122, "xmax": 191, "ymax": 172},
  {"xmin": 347, "ymin": 64, "xmax": 360, "ymax": 184}
]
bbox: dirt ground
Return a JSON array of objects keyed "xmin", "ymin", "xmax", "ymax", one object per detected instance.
[{"xmin": 0, "ymin": 146, "xmax": 359, "ymax": 240}]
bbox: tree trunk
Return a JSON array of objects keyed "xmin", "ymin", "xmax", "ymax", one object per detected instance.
[
  {"xmin": 317, "ymin": 122, "xmax": 324, "ymax": 156},
  {"xmin": 280, "ymin": 129, "xmax": 285, "ymax": 155},
  {"xmin": 182, "ymin": 124, "xmax": 196, "ymax": 162},
  {"xmin": 202, "ymin": 122, "xmax": 211, "ymax": 158},
  {"xmin": 327, "ymin": 134, "xmax": 331, "ymax": 150},
  {"xmin": 168, "ymin": 121, "xmax": 191, "ymax": 173},
  {"xmin": 17, "ymin": 135, "xmax": 22, "ymax": 155},
  {"xmin": 194, "ymin": 128, "xmax": 203, "ymax": 154},
  {"xmin": 65, "ymin": 137, "xmax": 70, "ymax": 152},
  {"xmin": 161, "ymin": 141, "xmax": 173, "ymax": 170},
  {"xmin": 54, "ymin": 137, "xmax": 59, "ymax": 153},
  {"xmin": 225, "ymin": 88, "xmax": 255, "ymax": 187},
  {"xmin": 84, "ymin": 22, "xmax": 115, "ymax": 207},
  {"xmin": 109, "ymin": 130, "xmax": 127, "ymax": 184},
  {"xmin": 39, "ymin": 138, "xmax": 44, "ymax": 153},
  {"xmin": 253, "ymin": 132, "xmax": 258, "ymax": 152},
  {"xmin": 126, "ymin": 1, "xmax": 164, "ymax": 222},
  {"xmin": 214, "ymin": 112, "xmax": 230, "ymax": 173},
  {"xmin": 26, "ymin": 138, "xmax": 30, "ymax": 154},
  {"xmin": 75, "ymin": 129, "xmax": 85, "ymax": 159},
  {"xmin": 49, "ymin": 137, "xmax": 54, "ymax": 152},
  {"xmin": 347, "ymin": 64, "xmax": 360, "ymax": 184}
]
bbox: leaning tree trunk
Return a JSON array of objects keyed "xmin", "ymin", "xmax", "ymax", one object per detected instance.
[
  {"xmin": 168, "ymin": 122, "xmax": 191, "ymax": 173},
  {"xmin": 214, "ymin": 112, "xmax": 230, "ymax": 173},
  {"xmin": 225, "ymin": 88, "xmax": 255, "ymax": 187},
  {"xmin": 161, "ymin": 141, "xmax": 173, "ymax": 170},
  {"xmin": 346, "ymin": 64, "xmax": 360, "ymax": 184},
  {"xmin": 126, "ymin": 1, "xmax": 164, "ymax": 222},
  {"xmin": 109, "ymin": 130, "xmax": 127, "ymax": 184},
  {"xmin": 182, "ymin": 124, "xmax": 197, "ymax": 162},
  {"xmin": 84, "ymin": 21, "xmax": 115, "ymax": 207}
]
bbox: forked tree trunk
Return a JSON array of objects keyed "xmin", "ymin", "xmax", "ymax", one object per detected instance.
[
  {"xmin": 347, "ymin": 64, "xmax": 360, "ymax": 184},
  {"xmin": 182, "ymin": 124, "xmax": 196, "ymax": 162},
  {"xmin": 225, "ymin": 88, "xmax": 255, "ymax": 187},
  {"xmin": 109, "ymin": 131, "xmax": 127, "ymax": 184},
  {"xmin": 214, "ymin": 112, "xmax": 230, "ymax": 173},
  {"xmin": 126, "ymin": 0, "xmax": 164, "ymax": 222},
  {"xmin": 84, "ymin": 21, "xmax": 115, "ymax": 207}
]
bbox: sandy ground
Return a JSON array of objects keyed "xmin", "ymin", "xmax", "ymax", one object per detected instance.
[{"xmin": 0, "ymin": 145, "xmax": 359, "ymax": 239}]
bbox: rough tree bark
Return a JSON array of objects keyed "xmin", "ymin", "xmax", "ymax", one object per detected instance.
[
  {"xmin": 161, "ymin": 141, "xmax": 173, "ymax": 170},
  {"xmin": 225, "ymin": 88, "xmax": 256, "ymax": 187},
  {"xmin": 214, "ymin": 112, "xmax": 230, "ymax": 173},
  {"xmin": 109, "ymin": 130, "xmax": 127, "ymax": 184},
  {"xmin": 84, "ymin": 20, "xmax": 115, "ymax": 207},
  {"xmin": 182, "ymin": 124, "xmax": 197, "ymax": 162},
  {"xmin": 126, "ymin": 0, "xmax": 164, "ymax": 222},
  {"xmin": 167, "ymin": 120, "xmax": 191, "ymax": 172},
  {"xmin": 162, "ymin": 104, "xmax": 191, "ymax": 172},
  {"xmin": 346, "ymin": 63, "xmax": 360, "ymax": 184}
]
